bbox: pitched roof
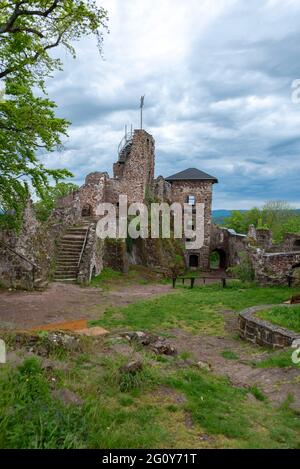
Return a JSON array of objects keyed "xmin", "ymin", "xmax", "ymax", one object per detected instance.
[{"xmin": 165, "ymin": 167, "xmax": 218, "ymax": 183}]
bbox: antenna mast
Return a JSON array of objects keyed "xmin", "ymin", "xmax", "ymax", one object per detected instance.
[{"xmin": 140, "ymin": 95, "xmax": 145, "ymax": 129}]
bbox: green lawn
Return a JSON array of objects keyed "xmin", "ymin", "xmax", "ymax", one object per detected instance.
[
  {"xmin": 90, "ymin": 283, "xmax": 299, "ymax": 334},
  {"xmin": 256, "ymin": 305, "xmax": 300, "ymax": 333},
  {"xmin": 1, "ymin": 282, "xmax": 300, "ymax": 449},
  {"xmin": 1, "ymin": 350, "xmax": 300, "ymax": 449}
]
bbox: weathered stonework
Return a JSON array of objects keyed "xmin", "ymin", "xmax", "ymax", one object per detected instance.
[
  {"xmin": 239, "ymin": 305, "xmax": 300, "ymax": 348},
  {"xmin": 168, "ymin": 180, "xmax": 214, "ymax": 270},
  {"xmin": 250, "ymin": 250, "xmax": 300, "ymax": 286},
  {"xmin": 77, "ymin": 225, "xmax": 104, "ymax": 284},
  {"xmin": 0, "ymin": 201, "xmax": 55, "ymax": 289},
  {"xmin": 103, "ymin": 239, "xmax": 129, "ymax": 273}
]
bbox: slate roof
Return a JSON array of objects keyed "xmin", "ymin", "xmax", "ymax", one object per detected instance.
[{"xmin": 165, "ymin": 167, "xmax": 218, "ymax": 183}]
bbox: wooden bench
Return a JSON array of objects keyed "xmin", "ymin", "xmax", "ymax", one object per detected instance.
[{"xmin": 172, "ymin": 275, "xmax": 237, "ymax": 289}]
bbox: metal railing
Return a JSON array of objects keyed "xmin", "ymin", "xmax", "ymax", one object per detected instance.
[
  {"xmin": 118, "ymin": 127, "xmax": 134, "ymax": 161},
  {"xmin": 0, "ymin": 239, "xmax": 39, "ymax": 283}
]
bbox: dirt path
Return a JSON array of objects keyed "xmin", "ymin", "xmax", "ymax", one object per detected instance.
[
  {"xmin": 170, "ymin": 310, "xmax": 300, "ymax": 410},
  {"xmin": 0, "ymin": 282, "xmax": 173, "ymax": 328}
]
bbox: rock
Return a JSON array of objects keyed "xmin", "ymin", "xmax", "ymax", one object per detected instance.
[
  {"xmin": 119, "ymin": 359, "xmax": 143, "ymax": 374},
  {"xmin": 52, "ymin": 388, "xmax": 83, "ymax": 406},
  {"xmin": 121, "ymin": 331, "xmax": 177, "ymax": 356},
  {"xmin": 150, "ymin": 340, "xmax": 177, "ymax": 356},
  {"xmin": 196, "ymin": 360, "xmax": 212, "ymax": 371}
]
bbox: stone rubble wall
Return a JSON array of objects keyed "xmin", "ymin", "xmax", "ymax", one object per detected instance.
[
  {"xmin": 77, "ymin": 224, "xmax": 104, "ymax": 284},
  {"xmin": 250, "ymin": 250, "xmax": 300, "ymax": 286},
  {"xmin": 0, "ymin": 201, "xmax": 55, "ymax": 289}
]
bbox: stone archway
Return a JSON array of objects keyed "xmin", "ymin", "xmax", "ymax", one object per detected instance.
[{"xmin": 210, "ymin": 248, "xmax": 227, "ymax": 270}]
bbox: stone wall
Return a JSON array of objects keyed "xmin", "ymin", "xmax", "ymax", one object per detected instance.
[
  {"xmin": 0, "ymin": 201, "xmax": 55, "ymax": 289},
  {"xmin": 168, "ymin": 180, "xmax": 213, "ymax": 269},
  {"xmin": 250, "ymin": 249, "xmax": 300, "ymax": 286},
  {"xmin": 77, "ymin": 225, "xmax": 104, "ymax": 284},
  {"xmin": 103, "ymin": 239, "xmax": 129, "ymax": 273},
  {"xmin": 113, "ymin": 130, "xmax": 155, "ymax": 204},
  {"xmin": 210, "ymin": 225, "xmax": 247, "ymax": 268},
  {"xmin": 239, "ymin": 305, "xmax": 300, "ymax": 348}
]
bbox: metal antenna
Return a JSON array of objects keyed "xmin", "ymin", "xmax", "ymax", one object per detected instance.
[{"xmin": 140, "ymin": 95, "xmax": 145, "ymax": 129}]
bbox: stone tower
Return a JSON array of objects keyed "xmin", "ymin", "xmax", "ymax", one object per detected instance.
[{"xmin": 113, "ymin": 129, "xmax": 155, "ymax": 204}]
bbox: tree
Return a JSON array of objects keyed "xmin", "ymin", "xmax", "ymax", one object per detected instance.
[
  {"xmin": 34, "ymin": 181, "xmax": 79, "ymax": 221},
  {"xmin": 222, "ymin": 200, "xmax": 300, "ymax": 243},
  {"xmin": 0, "ymin": 1, "xmax": 108, "ymax": 228}
]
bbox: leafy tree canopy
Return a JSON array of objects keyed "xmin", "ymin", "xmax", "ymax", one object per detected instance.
[
  {"xmin": 0, "ymin": 1, "xmax": 108, "ymax": 228},
  {"xmin": 34, "ymin": 181, "xmax": 78, "ymax": 221},
  {"xmin": 222, "ymin": 200, "xmax": 300, "ymax": 243}
]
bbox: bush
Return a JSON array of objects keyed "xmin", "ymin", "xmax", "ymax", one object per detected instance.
[{"xmin": 227, "ymin": 251, "xmax": 255, "ymax": 283}]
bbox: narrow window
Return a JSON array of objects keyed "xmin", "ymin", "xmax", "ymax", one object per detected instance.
[{"xmin": 187, "ymin": 195, "xmax": 196, "ymax": 205}]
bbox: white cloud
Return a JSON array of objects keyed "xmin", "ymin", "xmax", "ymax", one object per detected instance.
[{"xmin": 42, "ymin": 0, "xmax": 300, "ymax": 210}]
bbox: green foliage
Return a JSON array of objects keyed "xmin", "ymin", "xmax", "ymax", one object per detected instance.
[
  {"xmin": 34, "ymin": 182, "xmax": 78, "ymax": 221},
  {"xmin": 221, "ymin": 350, "xmax": 239, "ymax": 360},
  {"xmin": 253, "ymin": 350, "xmax": 299, "ymax": 369},
  {"xmin": 223, "ymin": 201, "xmax": 300, "ymax": 243},
  {"xmin": 227, "ymin": 251, "xmax": 255, "ymax": 283},
  {"xmin": 0, "ymin": 1, "xmax": 108, "ymax": 228},
  {"xmin": 168, "ymin": 254, "xmax": 185, "ymax": 278},
  {"xmin": 256, "ymin": 305, "xmax": 300, "ymax": 333}
]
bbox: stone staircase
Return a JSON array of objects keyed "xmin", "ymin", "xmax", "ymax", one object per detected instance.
[{"xmin": 53, "ymin": 224, "xmax": 91, "ymax": 283}]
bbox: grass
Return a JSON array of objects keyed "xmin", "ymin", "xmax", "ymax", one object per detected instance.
[
  {"xmin": 1, "ymin": 283, "xmax": 300, "ymax": 448},
  {"xmin": 221, "ymin": 350, "xmax": 239, "ymax": 360},
  {"xmin": 90, "ymin": 283, "xmax": 299, "ymax": 335},
  {"xmin": 256, "ymin": 305, "xmax": 300, "ymax": 333},
  {"xmin": 90, "ymin": 266, "xmax": 167, "ymax": 290},
  {"xmin": 253, "ymin": 349, "xmax": 300, "ymax": 369},
  {"xmin": 1, "ymin": 350, "xmax": 300, "ymax": 449}
]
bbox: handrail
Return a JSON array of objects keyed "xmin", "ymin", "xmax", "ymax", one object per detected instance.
[
  {"xmin": 77, "ymin": 225, "xmax": 90, "ymax": 270},
  {"xmin": 0, "ymin": 239, "xmax": 38, "ymax": 269},
  {"xmin": 118, "ymin": 130, "xmax": 134, "ymax": 159}
]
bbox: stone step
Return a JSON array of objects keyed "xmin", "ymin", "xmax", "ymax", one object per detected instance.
[
  {"xmin": 59, "ymin": 244, "xmax": 83, "ymax": 250},
  {"xmin": 55, "ymin": 266, "xmax": 78, "ymax": 272},
  {"xmin": 54, "ymin": 272, "xmax": 78, "ymax": 278},
  {"xmin": 56, "ymin": 260, "xmax": 79, "ymax": 265},
  {"xmin": 67, "ymin": 227, "xmax": 89, "ymax": 232},
  {"xmin": 61, "ymin": 233, "xmax": 85, "ymax": 241},
  {"xmin": 58, "ymin": 246, "xmax": 82, "ymax": 252},
  {"xmin": 53, "ymin": 278, "xmax": 77, "ymax": 283}
]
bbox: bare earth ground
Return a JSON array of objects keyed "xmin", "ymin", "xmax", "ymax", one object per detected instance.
[
  {"xmin": 1, "ymin": 281, "xmax": 300, "ymax": 410},
  {"xmin": 169, "ymin": 311, "xmax": 300, "ymax": 410},
  {"xmin": 0, "ymin": 282, "xmax": 173, "ymax": 327}
]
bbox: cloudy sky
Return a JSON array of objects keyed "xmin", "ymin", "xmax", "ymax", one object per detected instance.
[{"xmin": 44, "ymin": 0, "xmax": 300, "ymax": 209}]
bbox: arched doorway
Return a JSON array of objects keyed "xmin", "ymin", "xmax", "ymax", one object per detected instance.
[
  {"xmin": 81, "ymin": 204, "xmax": 92, "ymax": 217},
  {"xmin": 210, "ymin": 249, "xmax": 227, "ymax": 270},
  {"xmin": 189, "ymin": 254, "xmax": 199, "ymax": 268}
]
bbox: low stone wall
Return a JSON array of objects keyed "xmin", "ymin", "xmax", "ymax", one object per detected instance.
[{"xmin": 238, "ymin": 305, "xmax": 300, "ymax": 349}]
